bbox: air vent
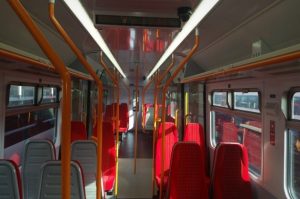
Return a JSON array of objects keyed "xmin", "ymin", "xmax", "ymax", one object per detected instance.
[{"xmin": 95, "ymin": 15, "xmax": 181, "ymax": 28}]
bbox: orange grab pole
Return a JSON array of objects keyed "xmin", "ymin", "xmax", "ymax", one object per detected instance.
[
  {"xmin": 134, "ymin": 64, "xmax": 139, "ymax": 174},
  {"xmin": 159, "ymin": 29, "xmax": 199, "ymax": 199},
  {"xmin": 181, "ymin": 50, "xmax": 300, "ymax": 83},
  {"xmin": 0, "ymin": 46, "xmax": 92, "ymax": 81},
  {"xmin": 49, "ymin": 3, "xmax": 104, "ymax": 198},
  {"xmin": 7, "ymin": 0, "xmax": 72, "ymax": 198},
  {"xmin": 99, "ymin": 54, "xmax": 120, "ymax": 196},
  {"xmin": 151, "ymin": 55, "xmax": 174, "ymax": 195}
]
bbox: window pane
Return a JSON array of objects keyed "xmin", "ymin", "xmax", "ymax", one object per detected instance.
[
  {"xmin": 8, "ymin": 85, "xmax": 35, "ymax": 107},
  {"xmin": 4, "ymin": 108, "xmax": 57, "ymax": 165},
  {"xmin": 42, "ymin": 87, "xmax": 57, "ymax": 104},
  {"xmin": 234, "ymin": 92, "xmax": 260, "ymax": 113},
  {"xmin": 212, "ymin": 110, "xmax": 262, "ymax": 175},
  {"xmin": 212, "ymin": 92, "xmax": 228, "ymax": 108},
  {"xmin": 287, "ymin": 129, "xmax": 300, "ymax": 199},
  {"xmin": 292, "ymin": 92, "xmax": 300, "ymax": 120}
]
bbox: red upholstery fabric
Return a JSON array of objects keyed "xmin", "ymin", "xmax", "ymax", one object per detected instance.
[
  {"xmin": 222, "ymin": 122, "xmax": 238, "ymax": 142},
  {"xmin": 243, "ymin": 121, "xmax": 262, "ymax": 172},
  {"xmin": 155, "ymin": 122, "xmax": 178, "ymax": 190},
  {"xmin": 212, "ymin": 143, "xmax": 252, "ymax": 199},
  {"xmin": 71, "ymin": 121, "xmax": 87, "ymax": 142},
  {"xmin": 119, "ymin": 103, "xmax": 129, "ymax": 133},
  {"xmin": 184, "ymin": 123, "xmax": 207, "ymax": 174},
  {"xmin": 167, "ymin": 142, "xmax": 208, "ymax": 199},
  {"xmin": 101, "ymin": 121, "xmax": 116, "ymax": 191}
]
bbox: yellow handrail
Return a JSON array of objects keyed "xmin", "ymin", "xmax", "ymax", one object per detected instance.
[
  {"xmin": 7, "ymin": 0, "xmax": 72, "ymax": 198},
  {"xmin": 159, "ymin": 29, "xmax": 199, "ymax": 199},
  {"xmin": 49, "ymin": 2, "xmax": 104, "ymax": 198}
]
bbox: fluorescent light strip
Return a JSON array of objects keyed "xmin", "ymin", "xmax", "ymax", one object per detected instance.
[
  {"xmin": 147, "ymin": 0, "xmax": 219, "ymax": 79},
  {"xmin": 63, "ymin": 0, "xmax": 126, "ymax": 78}
]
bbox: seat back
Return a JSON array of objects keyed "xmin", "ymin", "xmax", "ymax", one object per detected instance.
[
  {"xmin": 38, "ymin": 161, "xmax": 85, "ymax": 199},
  {"xmin": 71, "ymin": 140, "xmax": 97, "ymax": 199},
  {"xmin": 0, "ymin": 160, "xmax": 22, "ymax": 199},
  {"xmin": 167, "ymin": 142, "xmax": 208, "ymax": 199},
  {"xmin": 155, "ymin": 122, "xmax": 178, "ymax": 189},
  {"xmin": 222, "ymin": 122, "xmax": 238, "ymax": 142},
  {"xmin": 22, "ymin": 140, "xmax": 55, "ymax": 199},
  {"xmin": 71, "ymin": 121, "xmax": 87, "ymax": 142},
  {"xmin": 102, "ymin": 121, "xmax": 116, "ymax": 191},
  {"xmin": 119, "ymin": 103, "xmax": 129, "ymax": 132},
  {"xmin": 184, "ymin": 123, "xmax": 207, "ymax": 173},
  {"xmin": 212, "ymin": 143, "xmax": 252, "ymax": 199}
]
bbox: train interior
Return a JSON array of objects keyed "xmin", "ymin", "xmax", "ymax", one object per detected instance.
[{"xmin": 1, "ymin": 0, "xmax": 300, "ymax": 199}]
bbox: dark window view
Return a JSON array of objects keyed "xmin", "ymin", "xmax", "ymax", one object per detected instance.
[
  {"xmin": 4, "ymin": 108, "xmax": 56, "ymax": 148},
  {"xmin": 212, "ymin": 111, "xmax": 262, "ymax": 175},
  {"xmin": 8, "ymin": 85, "xmax": 35, "ymax": 107},
  {"xmin": 42, "ymin": 87, "xmax": 57, "ymax": 104},
  {"xmin": 212, "ymin": 92, "xmax": 228, "ymax": 108},
  {"xmin": 288, "ymin": 129, "xmax": 300, "ymax": 199},
  {"xmin": 292, "ymin": 92, "xmax": 300, "ymax": 120},
  {"xmin": 234, "ymin": 92, "xmax": 260, "ymax": 113}
]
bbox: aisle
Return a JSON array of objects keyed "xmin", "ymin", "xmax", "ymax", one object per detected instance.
[{"xmin": 117, "ymin": 132, "xmax": 153, "ymax": 199}]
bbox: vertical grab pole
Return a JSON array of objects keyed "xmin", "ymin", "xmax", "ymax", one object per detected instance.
[
  {"xmin": 159, "ymin": 30, "xmax": 199, "ymax": 199},
  {"xmin": 48, "ymin": 3, "xmax": 104, "ymax": 198},
  {"xmin": 134, "ymin": 64, "xmax": 139, "ymax": 174},
  {"xmin": 152, "ymin": 55, "xmax": 174, "ymax": 195},
  {"xmin": 99, "ymin": 53, "xmax": 119, "ymax": 196},
  {"xmin": 8, "ymin": 1, "xmax": 71, "ymax": 198}
]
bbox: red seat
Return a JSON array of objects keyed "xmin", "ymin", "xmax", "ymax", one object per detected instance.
[
  {"xmin": 119, "ymin": 103, "xmax": 129, "ymax": 133},
  {"xmin": 222, "ymin": 122, "xmax": 238, "ymax": 142},
  {"xmin": 101, "ymin": 121, "xmax": 116, "ymax": 192},
  {"xmin": 155, "ymin": 122, "xmax": 178, "ymax": 191},
  {"xmin": 71, "ymin": 121, "xmax": 87, "ymax": 142},
  {"xmin": 211, "ymin": 143, "xmax": 252, "ymax": 199},
  {"xmin": 166, "ymin": 142, "xmax": 208, "ymax": 199},
  {"xmin": 184, "ymin": 123, "xmax": 208, "ymax": 174}
]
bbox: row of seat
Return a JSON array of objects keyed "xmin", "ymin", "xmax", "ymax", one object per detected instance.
[
  {"xmin": 155, "ymin": 122, "xmax": 252, "ymax": 199},
  {"xmin": 104, "ymin": 103, "xmax": 129, "ymax": 133},
  {"xmin": 1, "ymin": 121, "xmax": 116, "ymax": 199}
]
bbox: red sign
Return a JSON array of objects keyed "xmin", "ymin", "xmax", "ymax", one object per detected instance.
[{"xmin": 270, "ymin": 120, "xmax": 275, "ymax": 146}]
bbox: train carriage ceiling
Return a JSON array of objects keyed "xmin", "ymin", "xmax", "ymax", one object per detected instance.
[{"xmin": 1, "ymin": 0, "xmax": 300, "ymax": 84}]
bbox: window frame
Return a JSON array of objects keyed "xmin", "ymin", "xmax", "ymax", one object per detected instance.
[
  {"xmin": 232, "ymin": 89, "xmax": 262, "ymax": 114},
  {"xmin": 211, "ymin": 90, "xmax": 230, "ymax": 109},
  {"xmin": 286, "ymin": 87, "xmax": 300, "ymax": 199}
]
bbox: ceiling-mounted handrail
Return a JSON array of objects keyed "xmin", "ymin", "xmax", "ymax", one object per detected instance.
[
  {"xmin": 100, "ymin": 51, "xmax": 118, "ymax": 86},
  {"xmin": 49, "ymin": 2, "xmax": 104, "ymax": 198},
  {"xmin": 159, "ymin": 29, "xmax": 199, "ymax": 199},
  {"xmin": 100, "ymin": 52, "xmax": 120, "ymax": 196},
  {"xmin": 0, "ymin": 49, "xmax": 93, "ymax": 80},
  {"xmin": 151, "ymin": 55, "xmax": 174, "ymax": 194},
  {"xmin": 7, "ymin": 0, "xmax": 72, "ymax": 198},
  {"xmin": 181, "ymin": 50, "xmax": 300, "ymax": 83}
]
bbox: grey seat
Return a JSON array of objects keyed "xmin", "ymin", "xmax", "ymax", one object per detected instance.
[
  {"xmin": 71, "ymin": 140, "xmax": 98, "ymax": 199},
  {"xmin": 22, "ymin": 140, "xmax": 55, "ymax": 199},
  {"xmin": 0, "ymin": 160, "xmax": 22, "ymax": 199},
  {"xmin": 38, "ymin": 160, "xmax": 85, "ymax": 199}
]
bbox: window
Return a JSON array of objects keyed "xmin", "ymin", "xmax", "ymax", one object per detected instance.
[
  {"xmin": 287, "ymin": 129, "xmax": 300, "ymax": 199},
  {"xmin": 41, "ymin": 87, "xmax": 57, "ymax": 104},
  {"xmin": 211, "ymin": 110, "xmax": 262, "ymax": 175},
  {"xmin": 234, "ymin": 91, "xmax": 260, "ymax": 113},
  {"xmin": 8, "ymin": 85, "xmax": 35, "ymax": 107},
  {"xmin": 212, "ymin": 91, "xmax": 228, "ymax": 108},
  {"xmin": 291, "ymin": 92, "xmax": 300, "ymax": 120}
]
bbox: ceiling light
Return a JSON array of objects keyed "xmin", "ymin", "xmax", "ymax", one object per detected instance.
[
  {"xmin": 146, "ymin": 0, "xmax": 220, "ymax": 79},
  {"xmin": 63, "ymin": 0, "xmax": 126, "ymax": 78}
]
